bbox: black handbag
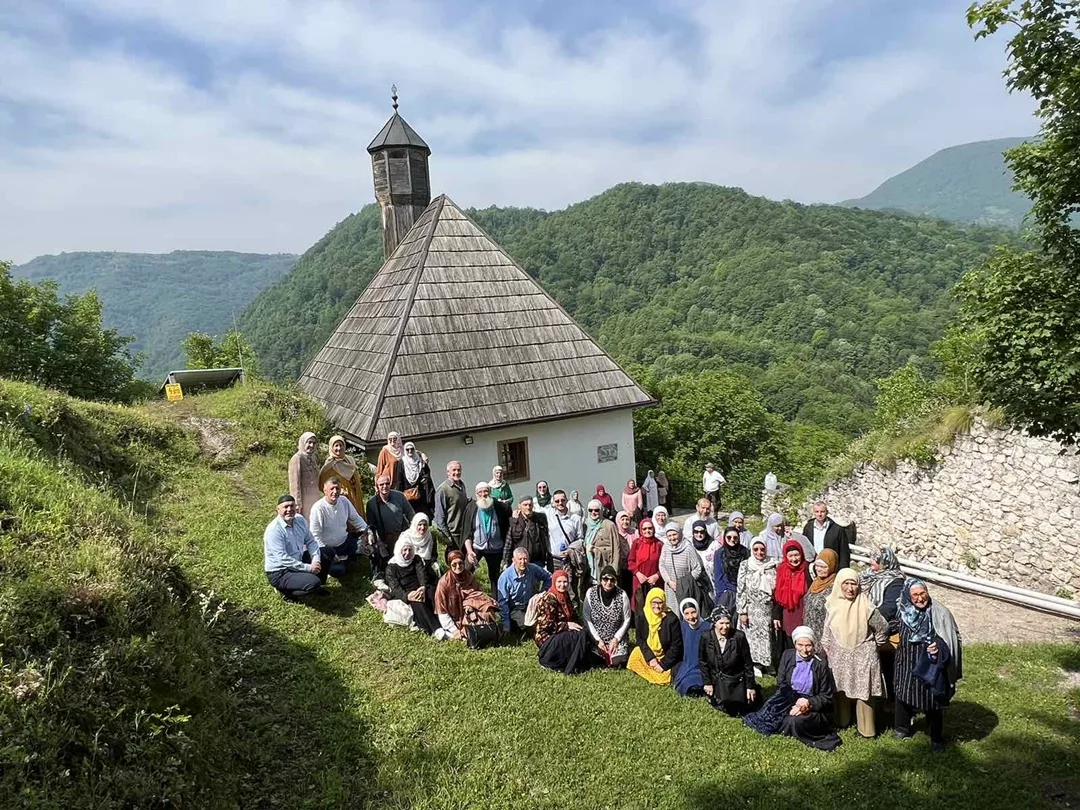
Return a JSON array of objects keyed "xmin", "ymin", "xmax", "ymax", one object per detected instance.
[{"xmin": 462, "ymin": 605, "xmax": 501, "ymax": 649}]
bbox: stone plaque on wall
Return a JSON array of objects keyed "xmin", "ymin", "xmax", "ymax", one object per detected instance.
[{"xmin": 597, "ymin": 443, "xmax": 618, "ymax": 463}]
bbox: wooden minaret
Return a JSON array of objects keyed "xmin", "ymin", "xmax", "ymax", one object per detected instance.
[{"xmin": 367, "ymin": 85, "xmax": 432, "ymax": 259}]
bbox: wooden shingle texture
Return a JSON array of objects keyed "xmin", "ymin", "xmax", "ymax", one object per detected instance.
[{"xmin": 298, "ymin": 195, "xmax": 654, "ymax": 444}]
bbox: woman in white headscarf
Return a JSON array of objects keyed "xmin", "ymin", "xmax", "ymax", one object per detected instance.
[
  {"xmin": 404, "ymin": 512, "xmax": 438, "ymax": 571},
  {"xmin": 384, "ymin": 536, "xmax": 444, "ymax": 638},
  {"xmin": 392, "ymin": 441, "xmax": 432, "ymax": 515},
  {"xmin": 641, "ymin": 470, "xmax": 659, "ymax": 515},
  {"xmin": 489, "ymin": 465, "xmax": 514, "ymax": 505},
  {"xmin": 288, "ymin": 431, "xmax": 321, "ymax": 520},
  {"xmin": 758, "ymin": 512, "xmax": 814, "ymax": 560},
  {"xmin": 736, "ymin": 538, "xmax": 779, "ymax": 675}
]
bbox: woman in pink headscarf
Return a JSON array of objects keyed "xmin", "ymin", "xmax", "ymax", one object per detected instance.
[
  {"xmin": 621, "ymin": 480, "xmax": 643, "ymax": 523},
  {"xmin": 594, "ymin": 485, "xmax": 616, "ymax": 521}
]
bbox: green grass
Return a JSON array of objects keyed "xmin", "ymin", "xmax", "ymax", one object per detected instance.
[{"xmin": 3, "ymin": 380, "xmax": 1079, "ymax": 808}]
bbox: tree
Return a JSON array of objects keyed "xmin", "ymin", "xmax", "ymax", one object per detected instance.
[
  {"xmin": 181, "ymin": 329, "xmax": 260, "ymax": 377},
  {"xmin": 0, "ymin": 261, "xmax": 139, "ymax": 401},
  {"xmin": 957, "ymin": 2, "xmax": 1080, "ymax": 441}
]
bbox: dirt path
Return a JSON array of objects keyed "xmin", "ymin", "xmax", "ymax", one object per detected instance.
[{"xmin": 929, "ymin": 584, "xmax": 1080, "ymax": 645}]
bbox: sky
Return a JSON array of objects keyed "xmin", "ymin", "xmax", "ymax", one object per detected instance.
[{"xmin": 1, "ymin": 0, "xmax": 1036, "ymax": 263}]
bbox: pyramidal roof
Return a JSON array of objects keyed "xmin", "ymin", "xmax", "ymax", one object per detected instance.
[
  {"xmin": 298, "ymin": 195, "xmax": 654, "ymax": 444},
  {"xmin": 366, "ymin": 112, "xmax": 431, "ymax": 154}
]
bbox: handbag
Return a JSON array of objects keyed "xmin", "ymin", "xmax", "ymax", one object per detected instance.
[
  {"xmin": 404, "ymin": 486, "xmax": 420, "ymax": 501},
  {"xmin": 524, "ymin": 592, "xmax": 546, "ymax": 627},
  {"xmin": 462, "ymin": 604, "xmax": 501, "ymax": 649}
]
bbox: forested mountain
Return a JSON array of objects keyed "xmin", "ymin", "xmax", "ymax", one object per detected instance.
[
  {"xmin": 13, "ymin": 251, "xmax": 297, "ymax": 379},
  {"xmin": 239, "ymin": 182, "xmax": 1014, "ymax": 437},
  {"xmin": 842, "ymin": 137, "xmax": 1032, "ymax": 228}
]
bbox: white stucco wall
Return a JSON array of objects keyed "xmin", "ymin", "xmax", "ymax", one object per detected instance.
[{"xmin": 414, "ymin": 410, "xmax": 638, "ymax": 501}]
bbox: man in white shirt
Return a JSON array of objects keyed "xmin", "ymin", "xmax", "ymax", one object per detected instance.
[
  {"xmin": 309, "ymin": 478, "xmax": 370, "ymax": 564},
  {"xmin": 547, "ymin": 489, "xmax": 584, "ymax": 571},
  {"xmin": 702, "ymin": 463, "xmax": 726, "ymax": 518}
]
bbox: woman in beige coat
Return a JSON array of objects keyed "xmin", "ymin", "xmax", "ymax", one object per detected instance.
[{"xmin": 288, "ymin": 432, "xmax": 321, "ymax": 520}]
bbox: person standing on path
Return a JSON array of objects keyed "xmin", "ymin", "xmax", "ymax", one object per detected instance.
[{"xmin": 702, "ymin": 463, "xmax": 726, "ymax": 518}]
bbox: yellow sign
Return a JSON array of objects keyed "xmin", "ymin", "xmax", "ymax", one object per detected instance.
[{"xmin": 165, "ymin": 383, "xmax": 184, "ymax": 402}]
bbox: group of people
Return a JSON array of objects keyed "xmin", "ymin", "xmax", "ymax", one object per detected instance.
[{"xmin": 265, "ymin": 433, "xmax": 963, "ymax": 751}]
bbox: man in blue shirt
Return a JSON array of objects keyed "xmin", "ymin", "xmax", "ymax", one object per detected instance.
[
  {"xmin": 497, "ymin": 547, "xmax": 552, "ymax": 633},
  {"xmin": 264, "ymin": 494, "xmax": 327, "ymax": 600}
]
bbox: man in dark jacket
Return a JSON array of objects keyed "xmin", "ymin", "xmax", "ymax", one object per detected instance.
[
  {"xmin": 462, "ymin": 482, "xmax": 512, "ymax": 593},
  {"xmin": 366, "ymin": 474, "xmax": 415, "ymax": 583},
  {"xmin": 802, "ymin": 502, "xmax": 851, "ymax": 569},
  {"xmin": 505, "ymin": 495, "xmax": 550, "ymax": 570}
]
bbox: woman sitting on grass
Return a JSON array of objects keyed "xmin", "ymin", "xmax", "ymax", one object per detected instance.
[
  {"xmin": 583, "ymin": 566, "xmax": 632, "ymax": 668},
  {"xmin": 385, "ymin": 537, "xmax": 445, "ymax": 639},
  {"xmin": 434, "ymin": 550, "xmax": 495, "ymax": 640},
  {"xmin": 674, "ymin": 598, "xmax": 710, "ymax": 697},
  {"xmin": 627, "ymin": 587, "xmax": 683, "ymax": 685},
  {"xmin": 534, "ymin": 569, "xmax": 594, "ymax": 675},
  {"xmin": 700, "ymin": 607, "xmax": 760, "ymax": 716}
]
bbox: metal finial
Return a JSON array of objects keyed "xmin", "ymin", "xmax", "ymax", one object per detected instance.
[{"xmin": 391, "ymin": 84, "xmax": 398, "ymax": 111}]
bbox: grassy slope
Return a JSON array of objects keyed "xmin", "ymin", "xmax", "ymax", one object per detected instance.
[{"xmin": 150, "ymin": 386, "xmax": 1079, "ymax": 809}]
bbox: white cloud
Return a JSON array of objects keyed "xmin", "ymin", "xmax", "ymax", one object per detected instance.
[{"xmin": 0, "ymin": 0, "xmax": 1036, "ymax": 263}]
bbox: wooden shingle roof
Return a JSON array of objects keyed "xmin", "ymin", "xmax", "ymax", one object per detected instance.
[{"xmin": 298, "ymin": 195, "xmax": 655, "ymax": 444}]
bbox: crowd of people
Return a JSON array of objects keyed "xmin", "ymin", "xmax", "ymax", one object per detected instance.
[{"xmin": 265, "ymin": 432, "xmax": 964, "ymax": 751}]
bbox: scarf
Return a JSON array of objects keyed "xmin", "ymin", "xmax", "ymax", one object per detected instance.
[
  {"xmin": 402, "ymin": 446, "xmax": 423, "ymax": 485},
  {"xmin": 384, "ymin": 433, "xmax": 403, "ymax": 460},
  {"xmin": 791, "ymin": 656, "xmax": 815, "ymax": 694},
  {"xmin": 477, "ymin": 501, "xmax": 496, "ymax": 536},
  {"xmin": 389, "ymin": 536, "xmax": 415, "ymax": 568},
  {"xmin": 773, "ymin": 539, "xmax": 809, "ymax": 612},
  {"xmin": 824, "ymin": 568, "xmax": 871, "ymax": 648},
  {"xmin": 324, "ymin": 435, "xmax": 358, "ymax": 480},
  {"xmin": 614, "ymin": 512, "xmax": 634, "ymax": 544},
  {"xmin": 899, "ymin": 577, "xmax": 936, "ymax": 643},
  {"xmin": 691, "ymin": 520, "xmax": 711, "ymax": 551},
  {"xmin": 594, "ymin": 487, "xmax": 615, "ymax": 513},
  {"xmin": 742, "ymin": 542, "xmax": 778, "ymax": 594},
  {"xmin": 809, "ymin": 548, "xmax": 839, "ymax": 595},
  {"xmin": 548, "ymin": 569, "xmax": 575, "ymax": 621},
  {"xmin": 623, "ymin": 481, "xmax": 638, "ymax": 496},
  {"xmin": 406, "ymin": 512, "xmax": 435, "ymax": 561},
  {"xmin": 584, "ymin": 513, "xmax": 604, "ymax": 547},
  {"xmin": 597, "ymin": 565, "xmax": 619, "ymax": 607},
  {"xmin": 434, "ymin": 551, "xmax": 480, "ymax": 619},
  {"xmin": 652, "ymin": 508, "xmax": 669, "ymax": 527},
  {"xmin": 859, "ymin": 546, "xmax": 905, "ymax": 607},
  {"xmin": 534, "ymin": 482, "xmax": 552, "ymax": 509},
  {"xmin": 644, "ymin": 587, "xmax": 668, "ymax": 655},
  {"xmin": 297, "ymin": 431, "xmax": 317, "ymax": 461},
  {"xmin": 762, "ymin": 512, "xmax": 785, "ymax": 557},
  {"xmin": 720, "ymin": 541, "xmax": 749, "ymax": 586}
]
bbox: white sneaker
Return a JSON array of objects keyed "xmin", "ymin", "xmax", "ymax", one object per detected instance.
[{"xmin": 373, "ymin": 578, "xmax": 388, "ymax": 591}]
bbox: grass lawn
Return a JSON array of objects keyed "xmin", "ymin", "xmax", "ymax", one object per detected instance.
[{"xmin": 150, "ymin": 387, "xmax": 1080, "ymax": 810}]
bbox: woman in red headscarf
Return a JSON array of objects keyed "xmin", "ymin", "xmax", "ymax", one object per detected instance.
[
  {"xmin": 593, "ymin": 485, "xmax": 616, "ymax": 521},
  {"xmin": 534, "ymin": 569, "xmax": 595, "ymax": 675},
  {"xmin": 627, "ymin": 517, "xmax": 663, "ymax": 612},
  {"xmin": 772, "ymin": 539, "xmax": 812, "ymax": 647}
]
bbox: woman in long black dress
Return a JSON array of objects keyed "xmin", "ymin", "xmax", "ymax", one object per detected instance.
[
  {"xmin": 893, "ymin": 578, "xmax": 963, "ymax": 751},
  {"xmin": 744, "ymin": 625, "xmax": 841, "ymax": 752},
  {"xmin": 534, "ymin": 569, "xmax": 595, "ymax": 675},
  {"xmin": 699, "ymin": 607, "xmax": 760, "ymax": 716},
  {"xmin": 384, "ymin": 537, "xmax": 443, "ymax": 637}
]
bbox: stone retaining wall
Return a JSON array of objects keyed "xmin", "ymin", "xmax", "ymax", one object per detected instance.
[{"xmin": 801, "ymin": 419, "xmax": 1080, "ymax": 597}]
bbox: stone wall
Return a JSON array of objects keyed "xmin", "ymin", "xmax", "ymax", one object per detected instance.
[{"xmin": 802, "ymin": 418, "xmax": 1080, "ymax": 597}]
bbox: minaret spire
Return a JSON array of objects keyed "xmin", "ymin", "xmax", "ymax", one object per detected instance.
[{"xmin": 391, "ymin": 84, "xmax": 398, "ymax": 112}]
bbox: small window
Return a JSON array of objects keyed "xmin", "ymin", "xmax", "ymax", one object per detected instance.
[{"xmin": 497, "ymin": 437, "xmax": 530, "ymax": 482}]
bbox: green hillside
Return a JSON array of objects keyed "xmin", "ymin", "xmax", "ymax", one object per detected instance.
[
  {"xmin": 12, "ymin": 251, "xmax": 297, "ymax": 380},
  {"xmin": 239, "ymin": 182, "xmax": 1014, "ymax": 436},
  {"xmin": 842, "ymin": 137, "xmax": 1032, "ymax": 228}
]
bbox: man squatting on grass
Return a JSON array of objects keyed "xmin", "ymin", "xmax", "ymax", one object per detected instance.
[{"xmin": 263, "ymin": 494, "xmax": 329, "ymax": 599}]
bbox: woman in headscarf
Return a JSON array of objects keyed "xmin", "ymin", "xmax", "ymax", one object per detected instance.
[
  {"xmin": 674, "ymin": 598, "xmax": 711, "ymax": 697},
  {"xmin": 621, "ymin": 479, "xmax": 643, "ymax": 523},
  {"xmin": 434, "ymin": 550, "xmax": 493, "ymax": 640},
  {"xmin": 320, "ymin": 435, "xmax": 367, "ymax": 518},
  {"xmin": 726, "ymin": 511, "xmax": 752, "ymax": 546},
  {"xmin": 627, "ymin": 517, "xmax": 663, "ymax": 612},
  {"xmin": 893, "ymin": 578, "xmax": 963, "ymax": 750},
  {"xmin": 288, "ymin": 432, "xmax": 321, "ymax": 520},
  {"xmin": 376, "ymin": 431, "xmax": 404, "ymax": 483},
  {"xmin": 534, "ymin": 480, "xmax": 553, "ymax": 511},
  {"xmin": 489, "ymin": 465, "xmax": 514, "ymax": 505},
  {"xmin": 659, "ymin": 522, "xmax": 704, "ymax": 609},
  {"xmin": 655, "ymin": 470, "xmax": 670, "ymax": 511},
  {"xmin": 641, "ymin": 470, "xmax": 659, "ymax": 516},
  {"xmin": 689, "ymin": 520, "xmax": 713, "ymax": 567},
  {"xmin": 534, "ymin": 569, "xmax": 594, "ymax": 675},
  {"xmin": 712, "ymin": 526, "xmax": 750, "ymax": 615},
  {"xmin": 759, "ymin": 512, "xmax": 814, "ymax": 560},
  {"xmin": 593, "ymin": 485, "xmax": 616, "ymax": 521},
  {"xmin": 392, "ymin": 441, "xmax": 433, "ymax": 516},
  {"xmin": 651, "ymin": 505, "xmax": 670, "ymax": 530},
  {"xmin": 859, "ymin": 545, "xmax": 906, "ymax": 699},
  {"xmin": 802, "ymin": 548, "xmax": 839, "ymax": 642},
  {"xmin": 744, "ymin": 626, "xmax": 841, "ymax": 752},
  {"xmin": 772, "ymin": 540, "xmax": 811, "ymax": 648},
  {"xmin": 822, "ymin": 568, "xmax": 889, "ymax": 738},
  {"xmin": 736, "ymin": 538, "xmax": 778, "ymax": 675},
  {"xmin": 384, "ymin": 537, "xmax": 443, "ymax": 638},
  {"xmin": 583, "ymin": 565, "xmax": 632, "ymax": 668},
  {"xmin": 627, "ymin": 587, "xmax": 683, "ymax": 685},
  {"xmin": 403, "ymin": 512, "xmax": 438, "ymax": 572},
  {"xmin": 568, "ymin": 490, "xmax": 585, "ymax": 517},
  {"xmin": 584, "ymin": 500, "xmax": 621, "ymax": 584},
  {"xmin": 614, "ymin": 511, "xmax": 635, "ymax": 595},
  {"xmin": 700, "ymin": 607, "xmax": 760, "ymax": 716}
]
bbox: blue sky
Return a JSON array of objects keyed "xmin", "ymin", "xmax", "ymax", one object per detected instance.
[{"xmin": 1, "ymin": 0, "xmax": 1035, "ymax": 263}]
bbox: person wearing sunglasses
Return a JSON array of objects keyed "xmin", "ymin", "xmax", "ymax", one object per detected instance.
[{"xmin": 583, "ymin": 565, "xmax": 632, "ymax": 667}]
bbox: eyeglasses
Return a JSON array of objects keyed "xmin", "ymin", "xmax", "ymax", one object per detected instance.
[
  {"xmin": 600, "ymin": 575, "xmax": 617, "ymax": 582},
  {"xmin": 588, "ymin": 509, "xmax": 600, "ymax": 514},
  {"xmin": 693, "ymin": 529, "xmax": 706, "ymax": 534}
]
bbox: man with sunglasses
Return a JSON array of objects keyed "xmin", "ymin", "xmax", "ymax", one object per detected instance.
[{"xmin": 546, "ymin": 489, "xmax": 584, "ymax": 572}]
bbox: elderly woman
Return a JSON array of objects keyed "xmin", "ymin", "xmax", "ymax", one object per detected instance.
[
  {"xmin": 434, "ymin": 550, "xmax": 496, "ymax": 640},
  {"xmin": 893, "ymin": 579, "xmax": 963, "ymax": 750},
  {"xmin": 584, "ymin": 565, "xmax": 632, "ymax": 667},
  {"xmin": 568, "ymin": 490, "xmax": 585, "ymax": 517},
  {"xmin": 659, "ymin": 522, "xmax": 705, "ymax": 609},
  {"xmin": 727, "ymin": 511, "xmax": 752, "ymax": 546},
  {"xmin": 403, "ymin": 512, "xmax": 439, "ymax": 573},
  {"xmin": 736, "ymin": 538, "xmax": 778, "ymax": 675},
  {"xmin": 614, "ymin": 511, "xmax": 635, "ymax": 594},
  {"xmin": 700, "ymin": 607, "xmax": 760, "ymax": 716},
  {"xmin": 627, "ymin": 517, "xmax": 663, "ymax": 612},
  {"xmin": 621, "ymin": 479, "xmax": 643, "ymax": 523},
  {"xmin": 288, "ymin": 432, "xmax": 322, "ymax": 520},
  {"xmin": 759, "ymin": 512, "xmax": 813, "ymax": 560},
  {"xmin": 772, "ymin": 540, "xmax": 811, "ymax": 647},
  {"xmin": 641, "ymin": 470, "xmax": 659, "ymax": 515},
  {"xmin": 713, "ymin": 526, "xmax": 750, "ymax": 615},
  {"xmin": 628, "ymin": 587, "xmax": 683, "ymax": 685},
  {"xmin": 392, "ymin": 441, "xmax": 433, "ymax": 515},
  {"xmin": 320, "ymin": 435, "xmax": 366, "ymax": 518},
  {"xmin": 675, "ymin": 598, "xmax": 711, "ymax": 697},
  {"xmin": 744, "ymin": 626, "xmax": 841, "ymax": 752},
  {"xmin": 534, "ymin": 569, "xmax": 594, "ymax": 675},
  {"xmin": 489, "ymin": 465, "xmax": 514, "ymax": 505},
  {"xmin": 802, "ymin": 549, "xmax": 838, "ymax": 641},
  {"xmin": 860, "ymin": 545, "xmax": 906, "ymax": 697},
  {"xmin": 651, "ymin": 505, "xmax": 670, "ymax": 529},
  {"xmin": 593, "ymin": 485, "xmax": 616, "ymax": 521},
  {"xmin": 822, "ymin": 568, "xmax": 889, "ymax": 738},
  {"xmin": 385, "ymin": 537, "xmax": 443, "ymax": 638},
  {"xmin": 584, "ymin": 500, "xmax": 621, "ymax": 583},
  {"xmin": 376, "ymin": 431, "xmax": 404, "ymax": 483}
]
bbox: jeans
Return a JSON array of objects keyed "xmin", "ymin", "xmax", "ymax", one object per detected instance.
[{"xmin": 266, "ymin": 550, "xmax": 328, "ymax": 597}]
